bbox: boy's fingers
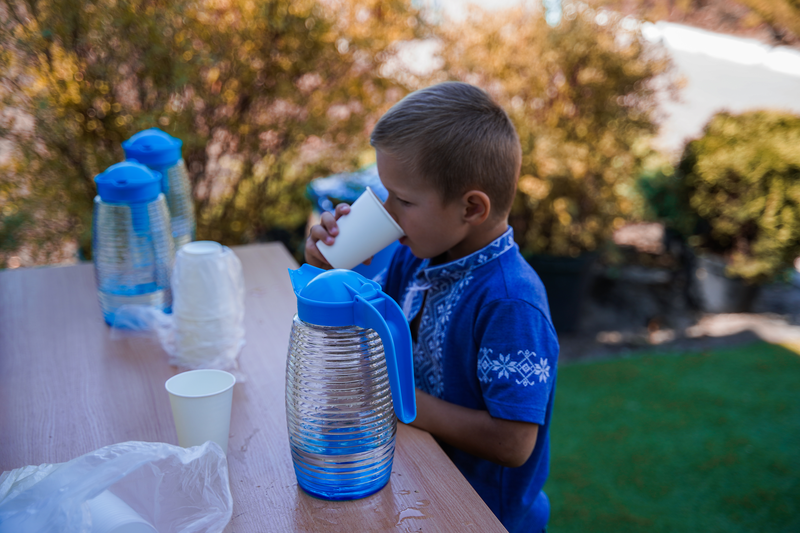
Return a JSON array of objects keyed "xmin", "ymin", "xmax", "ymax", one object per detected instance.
[
  {"xmin": 304, "ymin": 231, "xmax": 333, "ymax": 269},
  {"xmin": 305, "ymin": 244, "xmax": 332, "ymax": 269},
  {"xmin": 306, "ymin": 204, "xmax": 350, "ymax": 266},
  {"xmin": 334, "ymin": 203, "xmax": 351, "ymax": 220},
  {"xmin": 319, "ymin": 211, "xmax": 339, "ymax": 237},
  {"xmin": 309, "ymin": 223, "xmax": 335, "ymax": 245}
]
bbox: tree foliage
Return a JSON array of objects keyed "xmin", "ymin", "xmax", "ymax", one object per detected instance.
[
  {"xmin": 430, "ymin": 3, "xmax": 673, "ymax": 257},
  {"xmin": 677, "ymin": 110, "xmax": 800, "ymax": 283},
  {"xmin": 0, "ymin": 0, "xmax": 424, "ymax": 264}
]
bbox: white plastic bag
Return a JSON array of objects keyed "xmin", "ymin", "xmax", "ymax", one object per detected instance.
[{"xmin": 0, "ymin": 441, "xmax": 233, "ymax": 533}]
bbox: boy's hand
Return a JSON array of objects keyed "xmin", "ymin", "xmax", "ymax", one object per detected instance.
[{"xmin": 304, "ymin": 203, "xmax": 351, "ymax": 269}]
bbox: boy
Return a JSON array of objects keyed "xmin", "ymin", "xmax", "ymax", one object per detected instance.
[{"xmin": 305, "ymin": 82, "xmax": 558, "ymax": 532}]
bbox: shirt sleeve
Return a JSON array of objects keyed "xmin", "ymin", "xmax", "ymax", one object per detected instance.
[{"xmin": 474, "ymin": 299, "xmax": 559, "ymax": 425}]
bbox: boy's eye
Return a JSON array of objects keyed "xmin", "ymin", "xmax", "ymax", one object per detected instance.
[{"xmin": 396, "ymin": 197, "xmax": 411, "ymax": 206}]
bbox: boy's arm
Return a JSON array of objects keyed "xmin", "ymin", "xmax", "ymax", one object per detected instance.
[{"xmin": 410, "ymin": 389, "xmax": 538, "ymax": 468}]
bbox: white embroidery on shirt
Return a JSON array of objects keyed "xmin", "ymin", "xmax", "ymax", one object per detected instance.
[
  {"xmin": 478, "ymin": 348, "xmax": 548, "ymax": 387},
  {"xmin": 402, "ymin": 279, "xmax": 431, "ymax": 319},
  {"xmin": 414, "ymin": 272, "xmax": 472, "ymax": 398},
  {"xmin": 406, "ymin": 229, "xmax": 517, "ymax": 398}
]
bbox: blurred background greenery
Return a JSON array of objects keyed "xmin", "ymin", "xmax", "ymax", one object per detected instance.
[{"xmin": 1, "ymin": 0, "xmax": 800, "ymax": 288}]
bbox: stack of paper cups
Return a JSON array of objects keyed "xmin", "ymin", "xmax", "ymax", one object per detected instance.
[
  {"xmin": 172, "ymin": 241, "xmax": 245, "ymax": 369},
  {"xmin": 316, "ymin": 186, "xmax": 404, "ymax": 270}
]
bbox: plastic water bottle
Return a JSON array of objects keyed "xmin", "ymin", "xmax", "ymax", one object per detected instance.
[
  {"xmin": 92, "ymin": 161, "xmax": 175, "ymax": 325},
  {"xmin": 285, "ymin": 265, "xmax": 416, "ymax": 500},
  {"xmin": 123, "ymin": 128, "xmax": 195, "ymax": 252}
]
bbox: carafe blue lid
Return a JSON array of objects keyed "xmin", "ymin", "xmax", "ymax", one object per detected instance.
[
  {"xmin": 293, "ymin": 268, "xmax": 382, "ymax": 325},
  {"xmin": 122, "ymin": 128, "xmax": 183, "ymax": 167},
  {"xmin": 94, "ymin": 161, "xmax": 162, "ymax": 204},
  {"xmin": 289, "ymin": 264, "xmax": 416, "ymax": 423}
]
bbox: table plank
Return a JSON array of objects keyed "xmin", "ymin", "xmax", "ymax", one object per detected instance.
[
  {"xmin": 0, "ymin": 242, "xmax": 506, "ymax": 532},
  {"xmin": 0, "ymin": 263, "xmax": 176, "ymax": 466}
]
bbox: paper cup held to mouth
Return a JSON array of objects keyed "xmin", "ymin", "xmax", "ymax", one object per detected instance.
[{"xmin": 316, "ymin": 186, "xmax": 404, "ymax": 270}]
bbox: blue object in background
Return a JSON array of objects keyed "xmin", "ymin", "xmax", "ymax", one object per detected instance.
[
  {"xmin": 306, "ymin": 164, "xmax": 400, "ymax": 282},
  {"xmin": 92, "ymin": 161, "xmax": 175, "ymax": 325},
  {"xmin": 123, "ymin": 128, "xmax": 196, "ymax": 252}
]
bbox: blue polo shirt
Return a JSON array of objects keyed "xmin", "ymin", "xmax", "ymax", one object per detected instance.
[{"xmin": 383, "ymin": 228, "xmax": 559, "ymax": 532}]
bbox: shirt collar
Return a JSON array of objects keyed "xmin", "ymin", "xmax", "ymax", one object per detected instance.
[{"xmin": 414, "ymin": 227, "xmax": 516, "ymax": 284}]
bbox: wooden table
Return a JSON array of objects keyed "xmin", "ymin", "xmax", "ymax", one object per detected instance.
[{"xmin": 0, "ymin": 242, "xmax": 506, "ymax": 532}]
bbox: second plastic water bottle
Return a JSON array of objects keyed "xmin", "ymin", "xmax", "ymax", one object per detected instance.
[{"xmin": 123, "ymin": 128, "xmax": 195, "ymax": 252}]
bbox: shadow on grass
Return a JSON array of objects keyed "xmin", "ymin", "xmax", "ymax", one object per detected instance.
[{"xmin": 547, "ymin": 341, "xmax": 800, "ymax": 532}]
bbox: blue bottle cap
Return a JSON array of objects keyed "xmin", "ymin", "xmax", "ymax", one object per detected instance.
[
  {"xmin": 298, "ymin": 268, "xmax": 379, "ymax": 305},
  {"xmin": 94, "ymin": 161, "xmax": 162, "ymax": 204},
  {"xmin": 290, "ymin": 267, "xmax": 383, "ymax": 327},
  {"xmin": 122, "ymin": 128, "xmax": 183, "ymax": 168}
]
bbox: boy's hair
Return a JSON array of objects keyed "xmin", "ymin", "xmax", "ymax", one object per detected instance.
[{"xmin": 370, "ymin": 81, "xmax": 521, "ymax": 217}]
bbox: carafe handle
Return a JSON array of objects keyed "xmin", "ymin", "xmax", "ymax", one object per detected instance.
[{"xmin": 354, "ymin": 295, "xmax": 416, "ymax": 424}]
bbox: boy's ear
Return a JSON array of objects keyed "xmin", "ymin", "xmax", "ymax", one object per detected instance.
[{"xmin": 462, "ymin": 190, "xmax": 491, "ymax": 225}]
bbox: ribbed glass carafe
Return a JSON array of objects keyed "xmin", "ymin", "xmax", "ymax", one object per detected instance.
[
  {"xmin": 162, "ymin": 159, "xmax": 195, "ymax": 251},
  {"xmin": 92, "ymin": 194, "xmax": 175, "ymax": 325},
  {"xmin": 285, "ymin": 315, "xmax": 397, "ymax": 500}
]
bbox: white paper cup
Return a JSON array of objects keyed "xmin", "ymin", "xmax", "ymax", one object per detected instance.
[
  {"xmin": 87, "ymin": 490, "xmax": 158, "ymax": 533},
  {"xmin": 316, "ymin": 186, "xmax": 404, "ymax": 270},
  {"xmin": 172, "ymin": 241, "xmax": 244, "ymax": 321},
  {"xmin": 165, "ymin": 369, "xmax": 236, "ymax": 454}
]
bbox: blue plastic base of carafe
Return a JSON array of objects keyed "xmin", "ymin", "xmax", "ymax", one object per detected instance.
[
  {"xmin": 102, "ymin": 307, "xmax": 172, "ymax": 326},
  {"xmin": 293, "ymin": 463, "xmax": 393, "ymax": 501},
  {"xmin": 98, "ymin": 289, "xmax": 171, "ymax": 326}
]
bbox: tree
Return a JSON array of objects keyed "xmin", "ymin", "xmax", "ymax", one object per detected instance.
[
  {"xmin": 677, "ymin": 110, "xmax": 800, "ymax": 283},
  {"xmin": 429, "ymin": 3, "xmax": 674, "ymax": 257},
  {"xmin": 0, "ymin": 0, "xmax": 425, "ymax": 265}
]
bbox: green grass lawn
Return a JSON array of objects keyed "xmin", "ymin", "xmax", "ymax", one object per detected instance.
[{"xmin": 546, "ymin": 341, "xmax": 800, "ymax": 532}]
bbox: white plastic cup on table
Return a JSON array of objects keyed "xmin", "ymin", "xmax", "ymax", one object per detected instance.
[
  {"xmin": 165, "ymin": 369, "xmax": 236, "ymax": 454},
  {"xmin": 87, "ymin": 490, "xmax": 158, "ymax": 533},
  {"xmin": 316, "ymin": 186, "xmax": 404, "ymax": 270}
]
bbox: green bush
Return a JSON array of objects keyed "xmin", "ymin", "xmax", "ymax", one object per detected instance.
[
  {"xmin": 0, "ymin": 0, "xmax": 424, "ymax": 265},
  {"xmin": 677, "ymin": 110, "xmax": 800, "ymax": 283},
  {"xmin": 430, "ymin": 4, "xmax": 673, "ymax": 257},
  {"xmin": 637, "ymin": 156, "xmax": 693, "ymax": 237}
]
